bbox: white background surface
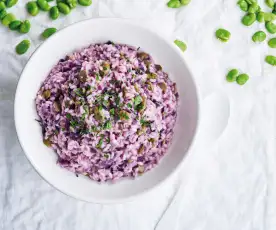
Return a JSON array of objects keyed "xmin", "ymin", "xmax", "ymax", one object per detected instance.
[{"xmin": 1, "ymin": 0, "xmax": 276, "ymax": 229}]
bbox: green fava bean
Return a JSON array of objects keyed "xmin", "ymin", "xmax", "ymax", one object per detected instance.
[
  {"xmin": 252, "ymin": 31, "xmax": 266, "ymax": 42},
  {"xmin": 6, "ymin": 0, "xmax": 17, "ymax": 8},
  {"xmin": 167, "ymin": 0, "xmax": 181, "ymax": 8},
  {"xmin": 57, "ymin": 2, "xmax": 70, "ymax": 14},
  {"xmin": 236, "ymin": 74, "xmax": 249, "ymax": 85},
  {"xmin": 66, "ymin": 0, "xmax": 77, "ymax": 8},
  {"xmin": 15, "ymin": 40, "xmax": 30, "ymax": 55},
  {"xmin": 268, "ymin": 38, "xmax": 276, "ymax": 48},
  {"xmin": 174, "ymin": 39, "xmax": 187, "ymax": 52},
  {"xmin": 42, "ymin": 27, "xmax": 57, "ymax": 39},
  {"xmin": 26, "ymin": 1, "xmax": 39, "ymax": 16},
  {"xmin": 49, "ymin": 6, "xmax": 59, "ymax": 20},
  {"xmin": 37, "ymin": 0, "xmax": 50, "ymax": 11},
  {"xmin": 263, "ymin": 12, "xmax": 276, "ymax": 22},
  {"xmin": 237, "ymin": 0, "xmax": 248, "ymax": 12},
  {"xmin": 0, "ymin": 2, "xmax": 6, "ymax": 10},
  {"xmin": 0, "ymin": 9, "xmax": 7, "ymax": 20},
  {"xmin": 215, "ymin": 28, "xmax": 231, "ymax": 42},
  {"xmin": 266, "ymin": 0, "xmax": 274, "ymax": 8},
  {"xmin": 248, "ymin": 2, "xmax": 259, "ymax": 13},
  {"xmin": 257, "ymin": 12, "xmax": 265, "ymax": 22},
  {"xmin": 226, "ymin": 69, "xmax": 239, "ymax": 82},
  {"xmin": 78, "ymin": 0, "xmax": 92, "ymax": 6},
  {"xmin": 180, "ymin": 0, "xmax": 190, "ymax": 5},
  {"xmin": 265, "ymin": 55, "xmax": 276, "ymax": 65},
  {"xmin": 9, "ymin": 20, "xmax": 21, "ymax": 30},
  {"xmin": 266, "ymin": 21, "xmax": 276, "ymax": 34},
  {"xmin": 1, "ymin": 13, "xmax": 15, "ymax": 26},
  {"xmin": 19, "ymin": 20, "xmax": 31, "ymax": 33},
  {"xmin": 242, "ymin": 13, "xmax": 256, "ymax": 26}
]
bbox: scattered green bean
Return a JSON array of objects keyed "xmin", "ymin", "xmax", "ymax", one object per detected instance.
[
  {"xmin": 237, "ymin": 0, "xmax": 248, "ymax": 12},
  {"xmin": 252, "ymin": 31, "xmax": 266, "ymax": 42},
  {"xmin": 66, "ymin": 0, "xmax": 77, "ymax": 8},
  {"xmin": 174, "ymin": 39, "xmax": 187, "ymax": 52},
  {"xmin": 26, "ymin": 1, "xmax": 39, "ymax": 16},
  {"xmin": 266, "ymin": 0, "xmax": 274, "ymax": 8},
  {"xmin": 6, "ymin": 0, "xmax": 17, "ymax": 8},
  {"xmin": 180, "ymin": 0, "xmax": 190, "ymax": 5},
  {"xmin": 266, "ymin": 21, "xmax": 276, "ymax": 34},
  {"xmin": 263, "ymin": 12, "xmax": 276, "ymax": 21},
  {"xmin": 268, "ymin": 38, "xmax": 276, "ymax": 47},
  {"xmin": 215, "ymin": 28, "xmax": 231, "ymax": 42},
  {"xmin": 49, "ymin": 6, "xmax": 59, "ymax": 20},
  {"xmin": 167, "ymin": 0, "xmax": 181, "ymax": 8},
  {"xmin": 78, "ymin": 0, "xmax": 92, "ymax": 6},
  {"xmin": 242, "ymin": 13, "xmax": 256, "ymax": 26},
  {"xmin": 257, "ymin": 12, "xmax": 265, "ymax": 22},
  {"xmin": 42, "ymin": 27, "xmax": 57, "ymax": 39},
  {"xmin": 57, "ymin": 2, "xmax": 70, "ymax": 14},
  {"xmin": 226, "ymin": 69, "xmax": 239, "ymax": 82},
  {"xmin": 37, "ymin": 0, "xmax": 50, "ymax": 11},
  {"xmin": 9, "ymin": 20, "xmax": 21, "ymax": 30},
  {"xmin": 265, "ymin": 55, "xmax": 276, "ymax": 65},
  {"xmin": 236, "ymin": 74, "xmax": 249, "ymax": 85},
  {"xmin": 0, "ymin": 9, "xmax": 7, "ymax": 20},
  {"xmin": 1, "ymin": 13, "xmax": 15, "ymax": 26},
  {"xmin": 15, "ymin": 39, "xmax": 30, "ymax": 55},
  {"xmin": 0, "ymin": 2, "xmax": 5, "ymax": 10},
  {"xmin": 19, "ymin": 20, "xmax": 31, "ymax": 33},
  {"xmin": 248, "ymin": 2, "xmax": 259, "ymax": 13}
]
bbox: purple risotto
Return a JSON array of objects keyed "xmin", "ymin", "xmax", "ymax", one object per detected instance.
[{"xmin": 35, "ymin": 42, "xmax": 179, "ymax": 182}]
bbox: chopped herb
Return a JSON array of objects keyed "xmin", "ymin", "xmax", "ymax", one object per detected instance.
[
  {"xmin": 103, "ymin": 100, "xmax": 110, "ymax": 108},
  {"xmin": 95, "ymin": 73, "xmax": 101, "ymax": 81},
  {"xmin": 75, "ymin": 88, "xmax": 84, "ymax": 97},
  {"xmin": 91, "ymin": 125, "xmax": 98, "ymax": 132},
  {"xmin": 96, "ymin": 138, "xmax": 103, "ymax": 149},
  {"xmin": 66, "ymin": 113, "xmax": 72, "ymax": 119},
  {"xmin": 127, "ymin": 103, "xmax": 132, "ymax": 108},
  {"xmin": 103, "ymin": 120, "xmax": 112, "ymax": 130},
  {"xmin": 106, "ymin": 137, "xmax": 110, "ymax": 144},
  {"xmin": 140, "ymin": 117, "xmax": 151, "ymax": 127},
  {"xmin": 115, "ymin": 96, "xmax": 120, "ymax": 106},
  {"xmin": 83, "ymin": 105, "xmax": 89, "ymax": 113},
  {"xmin": 147, "ymin": 73, "xmax": 157, "ymax": 79},
  {"xmin": 119, "ymin": 110, "xmax": 130, "ymax": 120},
  {"xmin": 134, "ymin": 95, "xmax": 142, "ymax": 107},
  {"xmin": 81, "ymin": 113, "xmax": 86, "ymax": 120},
  {"xmin": 104, "ymin": 153, "xmax": 109, "ymax": 159},
  {"xmin": 70, "ymin": 120, "xmax": 78, "ymax": 128},
  {"xmin": 109, "ymin": 108, "xmax": 115, "ymax": 116}
]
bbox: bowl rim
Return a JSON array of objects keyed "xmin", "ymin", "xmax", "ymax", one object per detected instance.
[{"xmin": 14, "ymin": 17, "xmax": 200, "ymax": 204}]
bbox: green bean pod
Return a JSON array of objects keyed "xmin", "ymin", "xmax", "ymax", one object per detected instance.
[
  {"xmin": 19, "ymin": 20, "xmax": 31, "ymax": 33},
  {"xmin": 15, "ymin": 40, "xmax": 30, "ymax": 55},
  {"xmin": 57, "ymin": 2, "xmax": 71, "ymax": 14},
  {"xmin": 6, "ymin": 0, "xmax": 17, "ymax": 8},
  {"xmin": 49, "ymin": 6, "xmax": 59, "ymax": 20},
  {"xmin": 1, "ymin": 13, "xmax": 15, "ymax": 26},
  {"xmin": 37, "ymin": 0, "xmax": 50, "ymax": 11},
  {"xmin": 9, "ymin": 20, "xmax": 21, "ymax": 30},
  {"xmin": 42, "ymin": 27, "xmax": 57, "ymax": 39}
]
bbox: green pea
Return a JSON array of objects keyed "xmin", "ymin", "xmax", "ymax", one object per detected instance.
[
  {"xmin": 266, "ymin": 21, "xmax": 276, "ymax": 34},
  {"xmin": 215, "ymin": 28, "xmax": 231, "ymax": 42},
  {"xmin": 257, "ymin": 12, "xmax": 265, "ymax": 22},
  {"xmin": 49, "ymin": 6, "xmax": 59, "ymax": 20},
  {"xmin": 265, "ymin": 55, "xmax": 276, "ymax": 65},
  {"xmin": 66, "ymin": 0, "xmax": 77, "ymax": 8},
  {"xmin": 268, "ymin": 38, "xmax": 276, "ymax": 48},
  {"xmin": 26, "ymin": 1, "xmax": 39, "ymax": 16},
  {"xmin": 1, "ymin": 13, "xmax": 15, "ymax": 26},
  {"xmin": 266, "ymin": 0, "xmax": 274, "ymax": 8},
  {"xmin": 263, "ymin": 12, "xmax": 276, "ymax": 21},
  {"xmin": 57, "ymin": 2, "xmax": 70, "ymax": 14},
  {"xmin": 9, "ymin": 20, "xmax": 21, "ymax": 30},
  {"xmin": 252, "ymin": 31, "xmax": 266, "ymax": 42},
  {"xmin": 6, "ymin": 0, "xmax": 17, "ymax": 8},
  {"xmin": 242, "ymin": 13, "xmax": 256, "ymax": 26},
  {"xmin": 0, "ymin": 9, "xmax": 7, "ymax": 20},
  {"xmin": 237, "ymin": 0, "xmax": 248, "ymax": 12},
  {"xmin": 180, "ymin": 0, "xmax": 190, "ymax": 5},
  {"xmin": 37, "ymin": 0, "xmax": 50, "ymax": 11},
  {"xmin": 15, "ymin": 40, "xmax": 30, "ymax": 55},
  {"xmin": 174, "ymin": 39, "xmax": 187, "ymax": 52},
  {"xmin": 226, "ymin": 69, "xmax": 239, "ymax": 82},
  {"xmin": 42, "ymin": 27, "xmax": 57, "ymax": 39},
  {"xmin": 236, "ymin": 74, "xmax": 249, "ymax": 85},
  {"xmin": 167, "ymin": 0, "xmax": 181, "ymax": 8},
  {"xmin": 78, "ymin": 0, "xmax": 92, "ymax": 6},
  {"xmin": 248, "ymin": 2, "xmax": 259, "ymax": 13},
  {"xmin": 0, "ymin": 2, "xmax": 6, "ymax": 10},
  {"xmin": 19, "ymin": 20, "xmax": 31, "ymax": 33}
]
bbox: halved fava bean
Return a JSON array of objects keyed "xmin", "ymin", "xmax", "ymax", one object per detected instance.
[
  {"xmin": 252, "ymin": 31, "xmax": 266, "ymax": 42},
  {"xmin": 268, "ymin": 38, "xmax": 276, "ymax": 48},
  {"xmin": 174, "ymin": 39, "xmax": 187, "ymax": 52},
  {"xmin": 6, "ymin": 0, "xmax": 17, "ymax": 8},
  {"xmin": 236, "ymin": 74, "xmax": 249, "ymax": 85},
  {"xmin": 78, "ymin": 0, "xmax": 92, "ymax": 6},
  {"xmin": 266, "ymin": 21, "xmax": 276, "ymax": 34},
  {"xmin": 37, "ymin": 0, "xmax": 50, "ymax": 11},
  {"xmin": 57, "ymin": 2, "xmax": 70, "ymax": 14},
  {"xmin": 42, "ymin": 27, "xmax": 57, "ymax": 39},
  {"xmin": 226, "ymin": 69, "xmax": 239, "ymax": 82},
  {"xmin": 9, "ymin": 20, "xmax": 21, "ymax": 30},
  {"xmin": 215, "ymin": 28, "xmax": 231, "ymax": 42},
  {"xmin": 49, "ymin": 6, "xmax": 59, "ymax": 19},
  {"xmin": 1, "ymin": 13, "xmax": 15, "ymax": 26},
  {"xmin": 15, "ymin": 39, "xmax": 30, "ymax": 55},
  {"xmin": 26, "ymin": 1, "xmax": 39, "ymax": 16},
  {"xmin": 265, "ymin": 55, "xmax": 276, "ymax": 65},
  {"xmin": 237, "ymin": 0, "xmax": 248, "ymax": 12},
  {"xmin": 167, "ymin": 0, "xmax": 181, "ymax": 8},
  {"xmin": 19, "ymin": 20, "xmax": 31, "ymax": 33}
]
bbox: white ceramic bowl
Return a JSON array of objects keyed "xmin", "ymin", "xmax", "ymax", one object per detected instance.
[{"xmin": 14, "ymin": 18, "xmax": 199, "ymax": 203}]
